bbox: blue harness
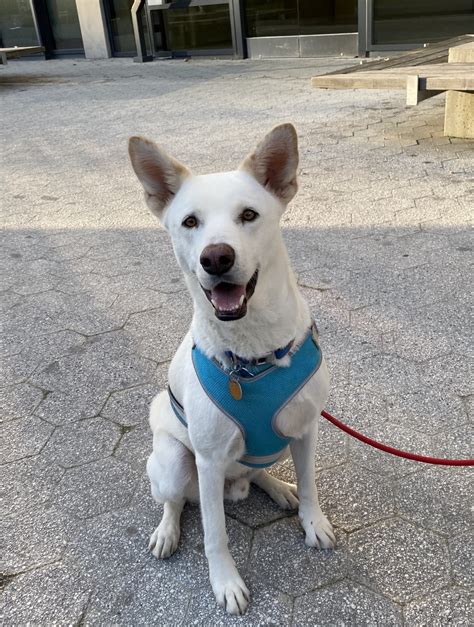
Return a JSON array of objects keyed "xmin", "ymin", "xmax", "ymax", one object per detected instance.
[{"xmin": 168, "ymin": 325, "xmax": 322, "ymax": 468}]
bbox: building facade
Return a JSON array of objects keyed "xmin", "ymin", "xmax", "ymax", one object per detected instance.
[{"xmin": 1, "ymin": 1, "xmax": 473, "ymax": 60}]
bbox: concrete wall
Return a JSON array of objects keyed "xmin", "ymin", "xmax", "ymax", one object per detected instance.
[{"xmin": 75, "ymin": 0, "xmax": 111, "ymax": 59}]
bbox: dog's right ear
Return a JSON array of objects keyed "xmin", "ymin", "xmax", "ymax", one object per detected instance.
[{"xmin": 128, "ymin": 136, "xmax": 191, "ymax": 218}]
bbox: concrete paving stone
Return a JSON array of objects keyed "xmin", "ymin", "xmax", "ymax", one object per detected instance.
[
  {"xmin": 347, "ymin": 303, "xmax": 407, "ymax": 352},
  {"xmin": 0, "ymin": 415, "xmax": 54, "ymax": 464},
  {"xmin": 0, "ymin": 291, "xmax": 24, "ymax": 316},
  {"xmin": 64, "ymin": 505, "xmax": 159, "ymax": 582},
  {"xmin": 111, "ymin": 288, "xmax": 173, "ymax": 315},
  {"xmin": 303, "ymin": 292, "xmax": 352, "ymax": 337},
  {"xmin": 0, "ymin": 382, "xmax": 44, "ymax": 422},
  {"xmin": 319, "ymin": 323, "xmax": 379, "ymax": 363},
  {"xmin": 101, "ymin": 383, "xmax": 160, "ymax": 426},
  {"xmin": 349, "ymin": 518, "xmax": 451, "ymax": 603},
  {"xmin": 225, "ymin": 484, "xmax": 294, "ymax": 529},
  {"xmin": 315, "ymin": 413, "xmax": 348, "ymax": 471},
  {"xmin": 0, "ymin": 563, "xmax": 90, "ymax": 626},
  {"xmin": 185, "ymin": 580, "xmax": 293, "ymax": 626},
  {"xmin": 293, "ymin": 581, "xmax": 403, "ymax": 626},
  {"xmin": 124, "ymin": 293, "xmax": 192, "ymax": 362},
  {"xmin": 114, "ymin": 424, "xmax": 152, "ymax": 473},
  {"xmin": 383, "ymin": 261, "xmax": 467, "ymax": 310},
  {"xmin": 396, "ymin": 467, "xmax": 473, "ymax": 537},
  {"xmin": 1, "ymin": 351, "xmax": 41, "ymax": 386},
  {"xmin": 349, "ymin": 419, "xmax": 436, "ymax": 478},
  {"xmin": 250, "ymin": 517, "xmax": 348, "ymax": 596},
  {"xmin": 420, "ymin": 353, "xmax": 473, "ymax": 396},
  {"xmin": 432, "ymin": 422, "xmax": 474, "ymax": 462},
  {"xmin": 69, "ymin": 501, "xmax": 252, "ymax": 593},
  {"xmin": 31, "ymin": 331, "xmax": 156, "ymax": 397},
  {"xmin": 268, "ymin": 457, "xmax": 297, "ymax": 484},
  {"xmin": 131, "ymin": 470, "xmax": 157, "ymax": 511},
  {"xmin": 34, "ymin": 388, "xmax": 107, "ymax": 424},
  {"xmin": 463, "ymin": 394, "xmax": 473, "ymax": 422},
  {"xmin": 10, "ymin": 272, "xmax": 60, "ymax": 296},
  {"xmin": 4, "ymin": 288, "xmax": 128, "ymax": 338},
  {"xmin": 386, "ymin": 388, "xmax": 468, "ymax": 436},
  {"xmin": 2, "ymin": 455, "xmax": 65, "ymax": 518},
  {"xmin": 84, "ymin": 563, "xmax": 190, "ymax": 626},
  {"xmin": 284, "ymin": 229, "xmax": 349, "ymax": 275},
  {"xmin": 332, "ymin": 388, "xmax": 388, "ymax": 433},
  {"xmin": 2, "ymin": 290, "xmax": 82, "ymax": 338},
  {"xmin": 449, "ymin": 533, "xmax": 474, "ymax": 589},
  {"xmin": 349, "ymin": 354, "xmax": 422, "ymax": 396},
  {"xmin": 298, "ymin": 266, "xmax": 350, "ymax": 295},
  {"xmin": 54, "ymin": 457, "xmax": 141, "ymax": 519},
  {"xmin": 16, "ymin": 329, "xmax": 87, "ymax": 366},
  {"xmin": 404, "ymin": 587, "xmax": 473, "ymax": 627},
  {"xmin": 387, "ymin": 321, "xmax": 455, "ymax": 364},
  {"xmin": 317, "ymin": 463, "xmax": 395, "ymax": 532},
  {"xmin": 2, "ymin": 505, "xmax": 79, "ymax": 574},
  {"xmin": 42, "ymin": 416, "xmax": 121, "ymax": 468}
]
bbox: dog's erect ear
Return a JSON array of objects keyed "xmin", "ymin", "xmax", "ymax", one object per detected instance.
[
  {"xmin": 239, "ymin": 123, "xmax": 299, "ymax": 204},
  {"xmin": 128, "ymin": 136, "xmax": 191, "ymax": 218}
]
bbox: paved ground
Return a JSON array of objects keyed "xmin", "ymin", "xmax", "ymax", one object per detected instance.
[{"xmin": 1, "ymin": 56, "xmax": 473, "ymax": 625}]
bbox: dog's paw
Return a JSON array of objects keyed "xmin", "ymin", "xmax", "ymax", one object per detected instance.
[
  {"xmin": 266, "ymin": 479, "xmax": 299, "ymax": 510},
  {"xmin": 148, "ymin": 521, "xmax": 180, "ymax": 559},
  {"xmin": 212, "ymin": 574, "xmax": 250, "ymax": 615},
  {"xmin": 299, "ymin": 510, "xmax": 336, "ymax": 549}
]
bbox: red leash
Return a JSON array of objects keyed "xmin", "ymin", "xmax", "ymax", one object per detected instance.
[{"xmin": 321, "ymin": 409, "xmax": 474, "ymax": 467}]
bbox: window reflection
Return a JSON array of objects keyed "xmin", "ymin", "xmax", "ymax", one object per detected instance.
[
  {"xmin": 0, "ymin": 0, "xmax": 38, "ymax": 47},
  {"xmin": 163, "ymin": 5, "xmax": 233, "ymax": 50},
  {"xmin": 373, "ymin": 0, "xmax": 474, "ymax": 45},
  {"xmin": 244, "ymin": 0, "xmax": 357, "ymax": 38}
]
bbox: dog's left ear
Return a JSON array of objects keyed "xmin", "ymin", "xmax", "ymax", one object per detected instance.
[{"xmin": 239, "ymin": 123, "xmax": 299, "ymax": 204}]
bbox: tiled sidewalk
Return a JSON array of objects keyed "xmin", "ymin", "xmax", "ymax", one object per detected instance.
[{"xmin": 1, "ymin": 57, "xmax": 472, "ymax": 625}]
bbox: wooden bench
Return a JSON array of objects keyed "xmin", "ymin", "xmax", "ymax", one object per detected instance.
[
  {"xmin": 312, "ymin": 35, "xmax": 474, "ymax": 139},
  {"xmin": 0, "ymin": 46, "xmax": 45, "ymax": 65}
]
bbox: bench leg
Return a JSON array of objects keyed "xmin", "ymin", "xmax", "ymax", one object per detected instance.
[
  {"xmin": 406, "ymin": 75, "xmax": 442, "ymax": 106},
  {"xmin": 444, "ymin": 90, "xmax": 474, "ymax": 139},
  {"xmin": 0, "ymin": 52, "xmax": 7, "ymax": 65}
]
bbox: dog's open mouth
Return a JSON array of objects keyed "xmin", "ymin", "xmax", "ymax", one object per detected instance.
[{"xmin": 202, "ymin": 270, "xmax": 258, "ymax": 321}]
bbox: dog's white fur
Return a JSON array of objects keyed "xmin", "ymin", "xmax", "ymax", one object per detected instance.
[{"xmin": 129, "ymin": 124, "xmax": 335, "ymax": 615}]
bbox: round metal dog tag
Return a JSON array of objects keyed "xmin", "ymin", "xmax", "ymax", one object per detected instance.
[{"xmin": 229, "ymin": 377, "xmax": 242, "ymax": 401}]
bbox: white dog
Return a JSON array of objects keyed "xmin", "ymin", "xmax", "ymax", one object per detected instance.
[{"xmin": 128, "ymin": 124, "xmax": 335, "ymax": 615}]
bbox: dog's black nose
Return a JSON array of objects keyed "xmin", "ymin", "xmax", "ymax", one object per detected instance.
[{"xmin": 200, "ymin": 244, "xmax": 235, "ymax": 276}]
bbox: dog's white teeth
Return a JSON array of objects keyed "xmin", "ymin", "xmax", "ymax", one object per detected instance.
[
  {"xmin": 211, "ymin": 299, "xmax": 218, "ymax": 308},
  {"xmin": 239, "ymin": 295, "xmax": 245, "ymax": 306}
]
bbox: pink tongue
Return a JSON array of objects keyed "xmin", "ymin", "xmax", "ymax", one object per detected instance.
[{"xmin": 211, "ymin": 283, "xmax": 246, "ymax": 312}]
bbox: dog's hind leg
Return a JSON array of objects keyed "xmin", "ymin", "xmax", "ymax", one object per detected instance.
[
  {"xmin": 251, "ymin": 469, "xmax": 299, "ymax": 510},
  {"xmin": 147, "ymin": 430, "xmax": 198, "ymax": 559}
]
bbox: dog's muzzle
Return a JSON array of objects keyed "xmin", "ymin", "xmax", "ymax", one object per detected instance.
[{"xmin": 201, "ymin": 270, "xmax": 259, "ymax": 321}]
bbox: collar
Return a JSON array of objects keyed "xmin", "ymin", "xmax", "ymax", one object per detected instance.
[{"xmin": 224, "ymin": 338, "xmax": 294, "ymax": 370}]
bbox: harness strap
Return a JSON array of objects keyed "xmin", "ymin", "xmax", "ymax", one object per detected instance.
[{"xmin": 168, "ymin": 387, "xmax": 187, "ymax": 427}]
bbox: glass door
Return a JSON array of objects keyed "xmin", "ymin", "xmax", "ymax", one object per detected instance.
[
  {"xmin": 0, "ymin": 0, "xmax": 39, "ymax": 47},
  {"xmin": 45, "ymin": 0, "xmax": 83, "ymax": 52},
  {"xmin": 149, "ymin": 0, "xmax": 235, "ymax": 56},
  {"xmin": 106, "ymin": 0, "xmax": 137, "ymax": 55}
]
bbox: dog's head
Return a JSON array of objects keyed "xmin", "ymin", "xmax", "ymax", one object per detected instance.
[{"xmin": 128, "ymin": 124, "xmax": 298, "ymax": 321}]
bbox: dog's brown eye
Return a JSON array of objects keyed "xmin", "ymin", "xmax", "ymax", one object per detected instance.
[
  {"xmin": 182, "ymin": 215, "xmax": 198, "ymax": 229},
  {"xmin": 241, "ymin": 208, "xmax": 258, "ymax": 223}
]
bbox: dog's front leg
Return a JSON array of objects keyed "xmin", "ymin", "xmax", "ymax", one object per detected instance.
[
  {"xmin": 195, "ymin": 456, "xmax": 250, "ymax": 615},
  {"xmin": 290, "ymin": 423, "xmax": 336, "ymax": 549}
]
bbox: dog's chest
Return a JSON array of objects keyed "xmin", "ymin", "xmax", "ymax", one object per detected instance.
[{"xmin": 274, "ymin": 360, "xmax": 330, "ymax": 439}]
